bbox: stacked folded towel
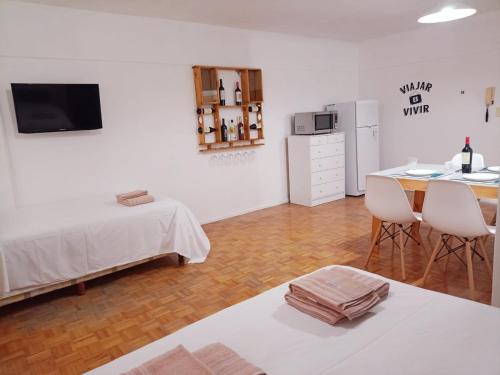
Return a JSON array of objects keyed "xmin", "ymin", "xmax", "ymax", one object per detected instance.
[
  {"xmin": 116, "ymin": 190, "xmax": 155, "ymax": 207},
  {"xmin": 123, "ymin": 343, "xmax": 265, "ymax": 375},
  {"xmin": 285, "ymin": 267, "xmax": 389, "ymax": 325}
]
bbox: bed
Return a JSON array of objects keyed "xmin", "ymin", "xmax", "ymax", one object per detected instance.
[
  {"xmin": 86, "ymin": 266, "xmax": 500, "ymax": 375},
  {"xmin": 0, "ymin": 196, "xmax": 210, "ymax": 305}
]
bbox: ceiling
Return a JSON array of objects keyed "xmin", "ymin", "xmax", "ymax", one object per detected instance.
[{"xmin": 14, "ymin": 0, "xmax": 500, "ymax": 41}]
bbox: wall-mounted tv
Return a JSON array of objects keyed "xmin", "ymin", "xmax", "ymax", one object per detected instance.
[{"xmin": 11, "ymin": 83, "xmax": 103, "ymax": 134}]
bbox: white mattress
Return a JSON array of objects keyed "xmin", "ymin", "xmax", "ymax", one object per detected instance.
[
  {"xmin": 86, "ymin": 266, "xmax": 500, "ymax": 375},
  {"xmin": 0, "ymin": 196, "xmax": 210, "ymax": 295}
]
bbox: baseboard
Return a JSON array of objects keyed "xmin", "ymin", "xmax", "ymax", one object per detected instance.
[{"xmin": 200, "ymin": 199, "xmax": 289, "ymax": 225}]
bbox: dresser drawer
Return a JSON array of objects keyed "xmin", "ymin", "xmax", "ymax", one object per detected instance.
[
  {"xmin": 311, "ymin": 155, "xmax": 344, "ymax": 172},
  {"xmin": 311, "ymin": 181, "xmax": 344, "ymax": 199},
  {"xmin": 311, "ymin": 170, "xmax": 334, "ymax": 185},
  {"xmin": 310, "ymin": 143, "xmax": 335, "ymax": 159},
  {"xmin": 310, "ymin": 136, "xmax": 328, "ymax": 146},
  {"xmin": 327, "ymin": 133, "xmax": 344, "ymax": 144},
  {"xmin": 311, "ymin": 168, "xmax": 345, "ymax": 185}
]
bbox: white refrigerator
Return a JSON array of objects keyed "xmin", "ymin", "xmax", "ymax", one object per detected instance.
[{"xmin": 327, "ymin": 100, "xmax": 380, "ymax": 196}]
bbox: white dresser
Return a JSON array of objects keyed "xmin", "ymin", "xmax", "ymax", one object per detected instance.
[{"xmin": 288, "ymin": 133, "xmax": 345, "ymax": 207}]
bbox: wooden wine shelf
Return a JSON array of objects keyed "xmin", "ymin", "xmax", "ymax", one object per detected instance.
[
  {"xmin": 215, "ymin": 104, "xmax": 242, "ymax": 109},
  {"xmin": 199, "ymin": 141, "xmax": 265, "ymax": 153},
  {"xmin": 193, "ymin": 65, "xmax": 264, "ymax": 152}
]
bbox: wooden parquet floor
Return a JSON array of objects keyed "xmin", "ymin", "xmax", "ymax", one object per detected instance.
[{"xmin": 0, "ymin": 197, "xmax": 496, "ymax": 374}]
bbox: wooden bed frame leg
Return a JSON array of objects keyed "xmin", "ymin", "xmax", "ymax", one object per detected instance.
[
  {"xmin": 178, "ymin": 254, "xmax": 185, "ymax": 266},
  {"xmin": 76, "ymin": 282, "xmax": 86, "ymax": 295}
]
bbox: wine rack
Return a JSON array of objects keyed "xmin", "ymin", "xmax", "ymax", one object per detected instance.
[{"xmin": 192, "ymin": 65, "xmax": 265, "ymax": 152}]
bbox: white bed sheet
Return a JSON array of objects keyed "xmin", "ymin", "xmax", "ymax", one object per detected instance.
[
  {"xmin": 86, "ymin": 266, "xmax": 500, "ymax": 375},
  {"xmin": 0, "ymin": 196, "xmax": 210, "ymax": 295}
]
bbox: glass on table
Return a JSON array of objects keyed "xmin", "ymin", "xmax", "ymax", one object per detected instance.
[
  {"xmin": 407, "ymin": 157, "xmax": 418, "ymax": 169},
  {"xmin": 444, "ymin": 161, "xmax": 454, "ymax": 173}
]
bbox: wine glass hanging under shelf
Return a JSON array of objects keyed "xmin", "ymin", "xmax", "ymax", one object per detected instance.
[{"xmin": 193, "ymin": 65, "xmax": 264, "ymax": 152}]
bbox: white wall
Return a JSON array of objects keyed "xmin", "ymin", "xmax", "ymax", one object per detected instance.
[
  {"xmin": 359, "ymin": 11, "xmax": 500, "ymax": 168},
  {"xmin": 0, "ymin": 113, "xmax": 15, "ymax": 209},
  {"xmin": 0, "ymin": 1, "xmax": 359, "ymax": 222}
]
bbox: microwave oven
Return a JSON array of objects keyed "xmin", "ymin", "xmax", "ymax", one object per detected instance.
[{"xmin": 294, "ymin": 111, "xmax": 337, "ymax": 135}]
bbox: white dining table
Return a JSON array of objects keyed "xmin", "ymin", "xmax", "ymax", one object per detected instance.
[
  {"xmin": 370, "ymin": 163, "xmax": 500, "ymax": 304},
  {"xmin": 370, "ymin": 164, "xmax": 498, "ymax": 238}
]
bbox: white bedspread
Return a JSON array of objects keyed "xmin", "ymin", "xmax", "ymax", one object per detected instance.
[
  {"xmin": 0, "ymin": 197, "xmax": 210, "ymax": 295},
  {"xmin": 86, "ymin": 266, "xmax": 500, "ymax": 375}
]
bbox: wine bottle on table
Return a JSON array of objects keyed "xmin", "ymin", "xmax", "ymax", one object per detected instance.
[
  {"xmin": 219, "ymin": 79, "xmax": 225, "ymax": 106},
  {"xmin": 235, "ymin": 82, "xmax": 242, "ymax": 105},
  {"xmin": 238, "ymin": 116, "xmax": 244, "ymax": 140},
  {"xmin": 221, "ymin": 119, "xmax": 228, "ymax": 142},
  {"xmin": 461, "ymin": 136, "xmax": 473, "ymax": 173}
]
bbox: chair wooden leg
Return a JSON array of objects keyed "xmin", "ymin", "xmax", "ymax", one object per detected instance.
[
  {"xmin": 465, "ymin": 240, "xmax": 476, "ymax": 300},
  {"xmin": 443, "ymin": 236, "xmax": 451, "ymax": 272},
  {"xmin": 391, "ymin": 223, "xmax": 396, "ymax": 257},
  {"xmin": 489, "ymin": 212, "xmax": 497, "ymax": 226},
  {"xmin": 419, "ymin": 235, "xmax": 443, "ymax": 286},
  {"xmin": 426, "ymin": 227, "xmax": 433, "ymax": 238},
  {"xmin": 477, "ymin": 237, "xmax": 493, "ymax": 278},
  {"xmin": 365, "ymin": 221, "xmax": 382, "ymax": 268},
  {"xmin": 372, "ymin": 217, "xmax": 382, "ymax": 254},
  {"xmin": 399, "ymin": 226, "xmax": 406, "ymax": 280},
  {"xmin": 414, "ymin": 227, "xmax": 428, "ymax": 260}
]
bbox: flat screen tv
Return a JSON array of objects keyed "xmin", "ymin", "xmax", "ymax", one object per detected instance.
[{"xmin": 11, "ymin": 83, "xmax": 103, "ymax": 133}]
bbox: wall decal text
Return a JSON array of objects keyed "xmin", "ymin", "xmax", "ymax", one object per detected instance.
[{"xmin": 400, "ymin": 81, "xmax": 432, "ymax": 117}]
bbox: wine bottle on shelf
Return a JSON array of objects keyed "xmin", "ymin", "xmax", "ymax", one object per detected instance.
[
  {"xmin": 248, "ymin": 104, "xmax": 260, "ymax": 112},
  {"xmin": 219, "ymin": 79, "xmax": 225, "ymax": 106},
  {"xmin": 249, "ymin": 123, "xmax": 258, "ymax": 130},
  {"xmin": 196, "ymin": 107, "xmax": 213, "ymax": 115},
  {"xmin": 229, "ymin": 120, "xmax": 236, "ymax": 141},
  {"xmin": 221, "ymin": 118, "xmax": 228, "ymax": 142},
  {"xmin": 205, "ymin": 127, "xmax": 216, "ymax": 133},
  {"xmin": 235, "ymin": 82, "xmax": 242, "ymax": 105},
  {"xmin": 461, "ymin": 136, "xmax": 473, "ymax": 173},
  {"xmin": 238, "ymin": 116, "xmax": 245, "ymax": 140}
]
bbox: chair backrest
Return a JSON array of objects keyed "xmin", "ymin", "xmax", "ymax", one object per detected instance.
[
  {"xmin": 422, "ymin": 180, "xmax": 490, "ymax": 238},
  {"xmin": 450, "ymin": 153, "xmax": 485, "ymax": 170},
  {"xmin": 365, "ymin": 175, "xmax": 417, "ymax": 224}
]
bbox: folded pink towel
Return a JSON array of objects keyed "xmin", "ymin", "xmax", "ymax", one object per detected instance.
[
  {"xmin": 122, "ymin": 345, "xmax": 214, "ymax": 375},
  {"xmin": 119, "ymin": 194, "xmax": 155, "ymax": 207},
  {"xmin": 122, "ymin": 343, "xmax": 265, "ymax": 375},
  {"xmin": 116, "ymin": 190, "xmax": 148, "ymax": 203},
  {"xmin": 285, "ymin": 291, "xmax": 346, "ymax": 325},
  {"xmin": 286, "ymin": 267, "xmax": 389, "ymax": 324},
  {"xmin": 194, "ymin": 343, "xmax": 265, "ymax": 375}
]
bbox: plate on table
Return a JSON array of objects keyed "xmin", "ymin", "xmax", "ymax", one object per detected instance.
[
  {"xmin": 487, "ymin": 166, "xmax": 500, "ymax": 172},
  {"xmin": 405, "ymin": 169, "xmax": 437, "ymax": 177},
  {"xmin": 463, "ymin": 173, "xmax": 500, "ymax": 182}
]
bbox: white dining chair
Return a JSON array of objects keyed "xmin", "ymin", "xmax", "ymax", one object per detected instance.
[
  {"xmin": 450, "ymin": 152, "xmax": 485, "ymax": 170},
  {"xmin": 427, "ymin": 152, "xmax": 496, "ymax": 238},
  {"xmin": 420, "ymin": 180, "xmax": 494, "ymax": 299},
  {"xmin": 365, "ymin": 175, "xmax": 427, "ymax": 280}
]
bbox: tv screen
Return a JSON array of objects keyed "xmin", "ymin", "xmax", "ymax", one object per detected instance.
[{"xmin": 11, "ymin": 83, "xmax": 103, "ymax": 133}]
